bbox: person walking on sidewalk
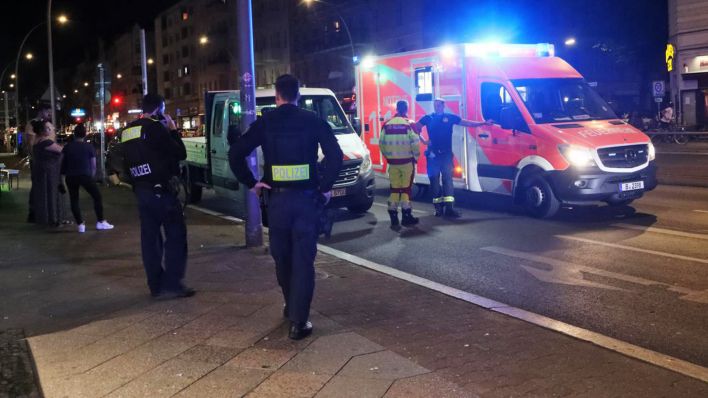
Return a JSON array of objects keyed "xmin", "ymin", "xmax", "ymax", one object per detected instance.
[
  {"xmin": 121, "ymin": 94, "xmax": 193, "ymax": 300},
  {"xmin": 229, "ymin": 74, "xmax": 343, "ymax": 340},
  {"xmin": 61, "ymin": 123, "xmax": 113, "ymax": 233},
  {"xmin": 380, "ymin": 100, "xmax": 420, "ymax": 229},
  {"xmin": 417, "ymin": 98, "xmax": 492, "ymax": 217}
]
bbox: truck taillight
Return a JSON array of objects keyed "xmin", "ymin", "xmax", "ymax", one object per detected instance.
[{"xmin": 454, "ymin": 165, "xmax": 463, "ymax": 177}]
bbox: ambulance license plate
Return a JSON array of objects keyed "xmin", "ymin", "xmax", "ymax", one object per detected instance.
[
  {"xmin": 619, "ymin": 181, "xmax": 644, "ymax": 192},
  {"xmin": 332, "ymin": 188, "xmax": 347, "ymax": 197}
]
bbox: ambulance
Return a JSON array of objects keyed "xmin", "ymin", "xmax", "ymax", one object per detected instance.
[{"xmin": 355, "ymin": 43, "xmax": 657, "ymax": 218}]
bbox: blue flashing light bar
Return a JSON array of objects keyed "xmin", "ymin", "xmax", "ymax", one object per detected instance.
[{"xmin": 463, "ymin": 43, "xmax": 555, "ymax": 58}]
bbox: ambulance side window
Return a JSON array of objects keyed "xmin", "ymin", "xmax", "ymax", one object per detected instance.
[
  {"xmin": 481, "ymin": 83, "xmax": 513, "ymax": 121},
  {"xmin": 415, "ymin": 66, "xmax": 434, "ymax": 101}
]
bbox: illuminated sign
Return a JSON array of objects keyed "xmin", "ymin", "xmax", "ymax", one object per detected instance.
[
  {"xmin": 69, "ymin": 108, "xmax": 86, "ymax": 117},
  {"xmin": 128, "ymin": 109, "xmax": 142, "ymax": 114},
  {"xmin": 666, "ymin": 44, "xmax": 675, "ymax": 72}
]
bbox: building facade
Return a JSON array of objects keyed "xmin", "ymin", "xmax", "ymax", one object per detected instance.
[
  {"xmin": 669, "ymin": 0, "xmax": 708, "ymax": 128},
  {"xmin": 106, "ymin": 25, "xmax": 157, "ymax": 127}
]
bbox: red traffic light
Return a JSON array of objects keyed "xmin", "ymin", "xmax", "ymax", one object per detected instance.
[
  {"xmin": 74, "ymin": 117, "xmax": 82, "ymax": 123},
  {"xmin": 112, "ymin": 96, "xmax": 123, "ymax": 105}
]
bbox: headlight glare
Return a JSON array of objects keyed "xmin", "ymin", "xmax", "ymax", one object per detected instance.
[{"xmin": 559, "ymin": 145, "xmax": 596, "ymax": 167}]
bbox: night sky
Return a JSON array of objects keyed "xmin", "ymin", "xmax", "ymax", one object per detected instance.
[{"xmin": 1, "ymin": 0, "xmax": 667, "ymax": 102}]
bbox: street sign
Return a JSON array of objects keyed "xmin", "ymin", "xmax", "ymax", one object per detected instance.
[
  {"xmin": 652, "ymin": 81, "xmax": 665, "ymax": 98},
  {"xmin": 655, "ymin": 97, "xmax": 663, "ymax": 103}
]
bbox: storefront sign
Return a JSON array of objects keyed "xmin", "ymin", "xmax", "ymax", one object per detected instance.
[{"xmin": 666, "ymin": 44, "xmax": 674, "ymax": 72}]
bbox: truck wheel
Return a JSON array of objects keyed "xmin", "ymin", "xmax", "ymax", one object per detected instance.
[
  {"xmin": 189, "ymin": 184, "xmax": 203, "ymax": 204},
  {"xmin": 522, "ymin": 176, "xmax": 560, "ymax": 219},
  {"xmin": 347, "ymin": 197, "xmax": 374, "ymax": 214}
]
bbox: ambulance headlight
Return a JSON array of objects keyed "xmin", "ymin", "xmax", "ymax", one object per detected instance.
[
  {"xmin": 558, "ymin": 145, "xmax": 596, "ymax": 167},
  {"xmin": 360, "ymin": 152, "xmax": 372, "ymax": 174},
  {"xmin": 648, "ymin": 142, "xmax": 656, "ymax": 161}
]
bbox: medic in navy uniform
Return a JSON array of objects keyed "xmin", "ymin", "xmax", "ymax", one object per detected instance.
[
  {"xmin": 229, "ymin": 75, "xmax": 343, "ymax": 340},
  {"xmin": 121, "ymin": 93, "xmax": 193, "ymax": 300},
  {"xmin": 417, "ymin": 98, "xmax": 493, "ymax": 217}
]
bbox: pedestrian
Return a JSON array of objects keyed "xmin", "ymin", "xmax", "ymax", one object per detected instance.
[
  {"xmin": 659, "ymin": 102, "xmax": 674, "ymax": 130},
  {"xmin": 61, "ymin": 123, "xmax": 113, "ymax": 233},
  {"xmin": 25, "ymin": 104, "xmax": 53, "ymax": 223},
  {"xmin": 228, "ymin": 74, "xmax": 343, "ymax": 340},
  {"xmin": 380, "ymin": 100, "xmax": 420, "ymax": 228},
  {"xmin": 121, "ymin": 93, "xmax": 193, "ymax": 299},
  {"xmin": 416, "ymin": 98, "xmax": 492, "ymax": 217},
  {"xmin": 30, "ymin": 119, "xmax": 62, "ymax": 226}
]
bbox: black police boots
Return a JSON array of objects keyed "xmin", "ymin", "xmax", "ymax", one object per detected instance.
[
  {"xmin": 289, "ymin": 321, "xmax": 313, "ymax": 340},
  {"xmin": 434, "ymin": 203, "xmax": 443, "ymax": 217},
  {"xmin": 443, "ymin": 203, "xmax": 461, "ymax": 218},
  {"xmin": 388, "ymin": 210, "xmax": 399, "ymax": 227},
  {"xmin": 401, "ymin": 209, "xmax": 419, "ymax": 226}
]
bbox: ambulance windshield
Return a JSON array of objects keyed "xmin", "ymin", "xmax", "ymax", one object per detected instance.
[
  {"xmin": 511, "ymin": 78, "xmax": 617, "ymax": 124},
  {"xmin": 256, "ymin": 95, "xmax": 354, "ymax": 135}
]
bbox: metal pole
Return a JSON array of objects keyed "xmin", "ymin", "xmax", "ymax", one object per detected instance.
[
  {"xmin": 237, "ymin": 0, "xmax": 263, "ymax": 247},
  {"xmin": 98, "ymin": 63, "xmax": 106, "ymax": 181},
  {"xmin": 47, "ymin": 0, "xmax": 56, "ymax": 126},
  {"xmin": 15, "ymin": 23, "xmax": 44, "ymax": 130},
  {"xmin": 3, "ymin": 92, "xmax": 9, "ymax": 133},
  {"xmin": 139, "ymin": 29, "xmax": 148, "ymax": 96}
]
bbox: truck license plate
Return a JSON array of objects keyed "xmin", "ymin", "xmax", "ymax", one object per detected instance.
[
  {"xmin": 332, "ymin": 188, "xmax": 347, "ymax": 197},
  {"xmin": 620, "ymin": 181, "xmax": 644, "ymax": 192}
]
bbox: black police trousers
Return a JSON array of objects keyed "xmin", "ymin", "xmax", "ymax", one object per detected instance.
[
  {"xmin": 267, "ymin": 189, "xmax": 320, "ymax": 324},
  {"xmin": 135, "ymin": 186, "xmax": 188, "ymax": 295}
]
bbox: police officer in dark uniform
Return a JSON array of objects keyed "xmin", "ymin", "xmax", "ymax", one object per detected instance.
[
  {"xmin": 229, "ymin": 75, "xmax": 343, "ymax": 340},
  {"xmin": 121, "ymin": 93, "xmax": 194, "ymax": 299}
]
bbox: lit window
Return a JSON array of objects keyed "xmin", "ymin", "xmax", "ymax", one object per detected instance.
[
  {"xmin": 415, "ymin": 66, "xmax": 434, "ymax": 101},
  {"xmin": 182, "ymin": 12, "xmax": 189, "ymax": 21}
]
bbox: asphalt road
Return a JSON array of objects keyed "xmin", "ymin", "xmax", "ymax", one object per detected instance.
[{"xmin": 193, "ymin": 160, "xmax": 708, "ymax": 370}]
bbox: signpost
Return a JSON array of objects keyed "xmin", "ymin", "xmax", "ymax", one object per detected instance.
[
  {"xmin": 98, "ymin": 63, "xmax": 106, "ymax": 181},
  {"xmin": 653, "ymin": 81, "xmax": 665, "ymax": 118}
]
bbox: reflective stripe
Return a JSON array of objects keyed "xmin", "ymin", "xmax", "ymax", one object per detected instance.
[
  {"xmin": 272, "ymin": 164, "xmax": 310, "ymax": 181},
  {"xmin": 443, "ymin": 196, "xmax": 455, "ymax": 203},
  {"xmin": 121, "ymin": 126, "xmax": 142, "ymax": 142},
  {"xmin": 432, "ymin": 197, "xmax": 443, "ymax": 204}
]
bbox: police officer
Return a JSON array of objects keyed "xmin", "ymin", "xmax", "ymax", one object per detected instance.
[
  {"xmin": 229, "ymin": 75, "xmax": 343, "ymax": 340},
  {"xmin": 380, "ymin": 100, "xmax": 420, "ymax": 228},
  {"xmin": 121, "ymin": 93, "xmax": 194, "ymax": 299},
  {"xmin": 417, "ymin": 98, "xmax": 492, "ymax": 217}
]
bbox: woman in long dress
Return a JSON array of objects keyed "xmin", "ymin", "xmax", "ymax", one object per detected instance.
[{"xmin": 31, "ymin": 120, "xmax": 63, "ymax": 226}]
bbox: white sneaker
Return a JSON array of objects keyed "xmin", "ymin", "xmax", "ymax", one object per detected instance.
[
  {"xmin": 96, "ymin": 220, "xmax": 114, "ymax": 230},
  {"xmin": 78, "ymin": 223, "xmax": 86, "ymax": 233}
]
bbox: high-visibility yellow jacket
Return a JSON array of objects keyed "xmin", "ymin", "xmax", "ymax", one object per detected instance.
[{"xmin": 380, "ymin": 116, "xmax": 420, "ymax": 164}]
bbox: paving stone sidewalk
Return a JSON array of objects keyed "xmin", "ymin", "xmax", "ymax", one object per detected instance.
[{"xmin": 1, "ymin": 169, "xmax": 707, "ymax": 397}]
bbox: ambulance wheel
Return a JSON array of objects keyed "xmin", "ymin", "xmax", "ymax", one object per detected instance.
[
  {"xmin": 523, "ymin": 176, "xmax": 560, "ymax": 219},
  {"xmin": 347, "ymin": 197, "xmax": 374, "ymax": 214}
]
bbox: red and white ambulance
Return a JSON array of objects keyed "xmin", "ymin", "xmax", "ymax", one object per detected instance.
[{"xmin": 355, "ymin": 43, "xmax": 657, "ymax": 218}]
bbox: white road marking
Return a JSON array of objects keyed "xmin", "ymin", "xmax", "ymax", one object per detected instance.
[
  {"xmin": 613, "ymin": 223, "xmax": 708, "ymax": 241},
  {"xmin": 318, "ymin": 244, "xmax": 708, "ymax": 384},
  {"xmin": 557, "ymin": 235, "xmax": 708, "ymax": 265},
  {"xmin": 372, "ymin": 202, "xmax": 428, "ymax": 215},
  {"xmin": 188, "ymin": 203, "xmax": 708, "ymax": 383},
  {"xmin": 186, "ymin": 205, "xmax": 223, "ymax": 217},
  {"xmin": 694, "ymin": 210, "xmax": 708, "ymax": 214},
  {"xmin": 481, "ymin": 246, "xmax": 708, "ymax": 304}
]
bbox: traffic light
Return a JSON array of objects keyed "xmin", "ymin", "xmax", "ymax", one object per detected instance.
[
  {"xmin": 74, "ymin": 117, "xmax": 82, "ymax": 123},
  {"xmin": 112, "ymin": 96, "xmax": 123, "ymax": 106}
]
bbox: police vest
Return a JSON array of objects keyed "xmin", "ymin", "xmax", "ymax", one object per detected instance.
[
  {"xmin": 120, "ymin": 118, "xmax": 173, "ymax": 186},
  {"xmin": 262, "ymin": 119, "xmax": 319, "ymax": 189},
  {"xmin": 380, "ymin": 116, "xmax": 419, "ymax": 164}
]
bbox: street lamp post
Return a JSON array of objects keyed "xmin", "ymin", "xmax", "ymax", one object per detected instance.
[
  {"xmin": 14, "ymin": 23, "xmax": 44, "ymax": 131},
  {"xmin": 48, "ymin": 0, "xmax": 56, "ymax": 126}
]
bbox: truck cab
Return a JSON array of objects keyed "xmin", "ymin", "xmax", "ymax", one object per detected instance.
[{"xmin": 183, "ymin": 88, "xmax": 375, "ymax": 216}]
